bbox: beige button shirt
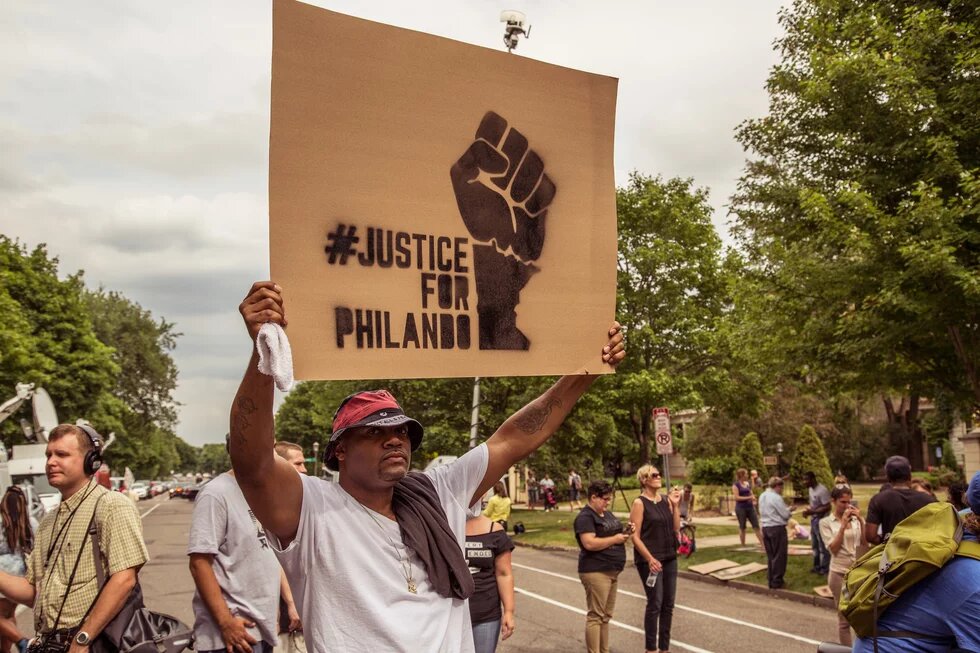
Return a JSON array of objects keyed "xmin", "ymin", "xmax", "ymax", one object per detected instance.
[
  {"xmin": 819, "ymin": 512, "xmax": 863, "ymax": 574},
  {"xmin": 26, "ymin": 479, "xmax": 148, "ymax": 633}
]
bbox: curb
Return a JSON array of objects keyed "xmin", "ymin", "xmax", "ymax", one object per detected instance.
[
  {"xmin": 676, "ymin": 570, "xmax": 835, "ymax": 609},
  {"xmin": 513, "ymin": 541, "xmax": 835, "ymax": 610}
]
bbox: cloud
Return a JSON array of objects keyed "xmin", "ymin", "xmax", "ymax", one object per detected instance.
[
  {"xmin": 0, "ymin": 0, "xmax": 786, "ymax": 444},
  {"xmin": 56, "ymin": 112, "xmax": 269, "ymax": 179}
]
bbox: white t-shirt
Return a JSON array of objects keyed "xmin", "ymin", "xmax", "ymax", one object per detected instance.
[
  {"xmin": 187, "ymin": 473, "xmax": 282, "ymax": 649},
  {"xmin": 269, "ymin": 443, "xmax": 489, "ymax": 653}
]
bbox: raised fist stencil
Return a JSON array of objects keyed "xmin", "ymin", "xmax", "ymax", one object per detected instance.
[{"xmin": 450, "ymin": 112, "xmax": 557, "ymax": 350}]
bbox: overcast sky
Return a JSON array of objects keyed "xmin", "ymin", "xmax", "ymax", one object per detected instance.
[{"xmin": 1, "ymin": 0, "xmax": 785, "ymax": 446}]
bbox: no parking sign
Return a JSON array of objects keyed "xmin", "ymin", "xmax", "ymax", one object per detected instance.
[{"xmin": 652, "ymin": 407, "xmax": 672, "ymax": 455}]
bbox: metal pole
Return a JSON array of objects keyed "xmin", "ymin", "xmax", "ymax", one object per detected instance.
[
  {"xmin": 662, "ymin": 453, "xmax": 671, "ymax": 491},
  {"xmin": 312, "ymin": 441, "xmax": 320, "ymax": 478},
  {"xmin": 468, "ymin": 377, "xmax": 481, "ymax": 449}
]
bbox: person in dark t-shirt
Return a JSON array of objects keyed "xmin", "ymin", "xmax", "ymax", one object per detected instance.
[
  {"xmin": 574, "ymin": 480, "xmax": 633, "ymax": 653},
  {"xmin": 865, "ymin": 455, "xmax": 936, "ymax": 544},
  {"xmin": 464, "ymin": 510, "xmax": 515, "ymax": 653}
]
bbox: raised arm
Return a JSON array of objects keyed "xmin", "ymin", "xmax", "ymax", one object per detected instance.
[
  {"xmin": 473, "ymin": 323, "xmax": 625, "ymax": 505},
  {"xmin": 230, "ymin": 281, "xmax": 303, "ymax": 544}
]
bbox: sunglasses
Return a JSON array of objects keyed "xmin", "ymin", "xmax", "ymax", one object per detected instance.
[{"xmin": 646, "ymin": 472, "xmax": 661, "ymax": 479}]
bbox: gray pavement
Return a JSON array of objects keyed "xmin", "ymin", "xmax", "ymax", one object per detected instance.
[{"xmin": 131, "ymin": 494, "xmax": 837, "ymax": 652}]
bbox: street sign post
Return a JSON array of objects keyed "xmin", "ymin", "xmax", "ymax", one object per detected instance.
[{"xmin": 652, "ymin": 407, "xmax": 672, "ymax": 488}]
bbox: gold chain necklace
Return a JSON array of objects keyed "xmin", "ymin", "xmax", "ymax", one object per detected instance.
[{"xmin": 358, "ymin": 503, "xmax": 418, "ymax": 594}]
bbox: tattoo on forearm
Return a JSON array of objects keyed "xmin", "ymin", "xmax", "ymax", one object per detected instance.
[
  {"xmin": 514, "ymin": 398, "xmax": 563, "ymax": 435},
  {"xmin": 232, "ymin": 396, "xmax": 257, "ymax": 444}
]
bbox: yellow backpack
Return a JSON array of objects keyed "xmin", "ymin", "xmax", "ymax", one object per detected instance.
[{"xmin": 839, "ymin": 502, "xmax": 980, "ymax": 650}]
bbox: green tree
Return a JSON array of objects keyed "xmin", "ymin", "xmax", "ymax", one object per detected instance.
[
  {"xmin": 731, "ymin": 0, "xmax": 980, "ymax": 468},
  {"xmin": 199, "ymin": 443, "xmax": 231, "ymax": 475},
  {"xmin": 610, "ymin": 173, "xmax": 735, "ymax": 463},
  {"xmin": 736, "ymin": 432, "xmax": 767, "ymax": 476},
  {"xmin": 85, "ymin": 289, "xmax": 180, "ymax": 430},
  {"xmin": 940, "ymin": 439, "xmax": 960, "ymax": 471},
  {"xmin": 789, "ymin": 425, "xmax": 834, "ymax": 492},
  {"xmin": 83, "ymin": 289, "xmax": 183, "ymax": 478},
  {"xmin": 174, "ymin": 437, "xmax": 201, "ymax": 473},
  {"xmin": 0, "ymin": 237, "xmax": 117, "ymax": 442},
  {"xmin": 275, "ymin": 375, "xmax": 627, "ymax": 474}
]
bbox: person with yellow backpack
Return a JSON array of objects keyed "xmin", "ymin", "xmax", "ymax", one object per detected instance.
[{"xmin": 843, "ymin": 471, "xmax": 980, "ymax": 653}]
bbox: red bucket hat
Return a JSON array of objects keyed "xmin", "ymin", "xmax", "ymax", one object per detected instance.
[{"xmin": 324, "ymin": 390, "xmax": 423, "ymax": 471}]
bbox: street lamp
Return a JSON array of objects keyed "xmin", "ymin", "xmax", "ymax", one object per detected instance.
[
  {"xmin": 312, "ymin": 441, "xmax": 320, "ymax": 478},
  {"xmin": 776, "ymin": 442, "xmax": 783, "ymax": 478}
]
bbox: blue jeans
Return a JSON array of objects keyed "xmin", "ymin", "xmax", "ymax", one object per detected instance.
[
  {"xmin": 810, "ymin": 515, "xmax": 830, "ymax": 573},
  {"xmin": 471, "ymin": 619, "xmax": 501, "ymax": 653}
]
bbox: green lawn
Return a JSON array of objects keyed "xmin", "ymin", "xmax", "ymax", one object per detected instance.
[
  {"xmin": 511, "ymin": 509, "xmax": 741, "ymax": 548},
  {"xmin": 510, "ymin": 507, "xmax": 825, "ymax": 595},
  {"xmin": 687, "ymin": 523, "xmax": 741, "ymax": 538},
  {"xmin": 510, "ymin": 509, "xmax": 578, "ymax": 548}
]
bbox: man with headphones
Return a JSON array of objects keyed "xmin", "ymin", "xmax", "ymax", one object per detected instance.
[{"xmin": 0, "ymin": 423, "xmax": 148, "ymax": 653}]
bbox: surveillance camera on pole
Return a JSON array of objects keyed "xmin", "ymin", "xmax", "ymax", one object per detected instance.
[{"xmin": 500, "ymin": 10, "xmax": 530, "ymax": 53}]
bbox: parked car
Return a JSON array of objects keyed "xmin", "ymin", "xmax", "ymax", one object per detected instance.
[
  {"xmin": 130, "ymin": 483, "xmax": 149, "ymax": 500},
  {"xmin": 182, "ymin": 479, "xmax": 210, "ymax": 501},
  {"xmin": 169, "ymin": 481, "xmax": 194, "ymax": 499}
]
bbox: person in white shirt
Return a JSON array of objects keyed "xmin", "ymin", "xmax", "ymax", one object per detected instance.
[
  {"xmin": 819, "ymin": 485, "xmax": 867, "ymax": 647},
  {"xmin": 228, "ymin": 281, "xmax": 626, "ymax": 653},
  {"xmin": 757, "ymin": 477, "xmax": 793, "ymax": 589}
]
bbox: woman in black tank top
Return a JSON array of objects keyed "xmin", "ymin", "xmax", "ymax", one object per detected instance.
[{"xmin": 629, "ymin": 465, "xmax": 681, "ymax": 653}]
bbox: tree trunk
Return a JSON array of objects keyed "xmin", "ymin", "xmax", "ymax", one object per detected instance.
[
  {"xmin": 881, "ymin": 393, "xmax": 924, "ymax": 470},
  {"xmin": 629, "ymin": 407, "xmax": 651, "ymax": 466},
  {"xmin": 948, "ymin": 325, "xmax": 980, "ymax": 411}
]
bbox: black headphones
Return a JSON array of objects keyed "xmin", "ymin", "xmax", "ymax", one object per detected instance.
[{"xmin": 75, "ymin": 423, "xmax": 104, "ymax": 476}]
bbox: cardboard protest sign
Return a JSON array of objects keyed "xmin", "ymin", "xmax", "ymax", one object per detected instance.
[{"xmin": 269, "ymin": 0, "xmax": 618, "ymax": 380}]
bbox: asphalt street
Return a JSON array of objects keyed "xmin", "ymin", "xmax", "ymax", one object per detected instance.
[{"xmin": 120, "ymin": 495, "xmax": 837, "ymax": 652}]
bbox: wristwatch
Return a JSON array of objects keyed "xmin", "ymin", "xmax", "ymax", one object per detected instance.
[{"xmin": 74, "ymin": 631, "xmax": 92, "ymax": 646}]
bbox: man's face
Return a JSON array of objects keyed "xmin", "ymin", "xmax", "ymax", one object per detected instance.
[
  {"xmin": 284, "ymin": 449, "xmax": 307, "ymax": 474},
  {"xmin": 46, "ymin": 434, "xmax": 88, "ymax": 492},
  {"xmin": 806, "ymin": 474, "xmax": 816, "ymax": 488},
  {"xmin": 774, "ymin": 483, "xmax": 784, "ymax": 495},
  {"xmin": 336, "ymin": 424, "xmax": 411, "ymax": 487}
]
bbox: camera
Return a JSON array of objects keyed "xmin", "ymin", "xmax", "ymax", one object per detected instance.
[{"xmin": 26, "ymin": 632, "xmax": 74, "ymax": 653}]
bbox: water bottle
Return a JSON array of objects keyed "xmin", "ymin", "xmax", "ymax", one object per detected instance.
[{"xmin": 646, "ymin": 569, "xmax": 659, "ymax": 588}]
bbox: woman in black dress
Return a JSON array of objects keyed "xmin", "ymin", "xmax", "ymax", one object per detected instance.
[{"xmin": 630, "ymin": 465, "xmax": 680, "ymax": 653}]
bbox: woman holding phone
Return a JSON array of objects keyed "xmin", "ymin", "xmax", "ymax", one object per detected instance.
[
  {"xmin": 574, "ymin": 480, "xmax": 633, "ymax": 653},
  {"xmin": 819, "ymin": 485, "xmax": 868, "ymax": 646}
]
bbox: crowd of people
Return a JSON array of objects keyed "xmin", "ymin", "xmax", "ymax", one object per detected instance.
[{"xmin": 0, "ymin": 280, "xmax": 975, "ymax": 653}]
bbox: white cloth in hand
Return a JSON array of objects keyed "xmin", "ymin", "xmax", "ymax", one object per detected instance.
[{"xmin": 256, "ymin": 322, "xmax": 294, "ymax": 391}]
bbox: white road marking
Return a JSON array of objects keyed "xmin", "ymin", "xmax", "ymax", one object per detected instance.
[
  {"xmin": 139, "ymin": 501, "xmax": 164, "ymax": 519},
  {"xmin": 515, "ymin": 587, "xmax": 715, "ymax": 653},
  {"xmin": 513, "ymin": 562, "xmax": 823, "ymax": 647}
]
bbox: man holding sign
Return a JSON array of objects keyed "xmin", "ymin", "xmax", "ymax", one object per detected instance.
[{"xmin": 229, "ymin": 281, "xmax": 624, "ymax": 653}]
